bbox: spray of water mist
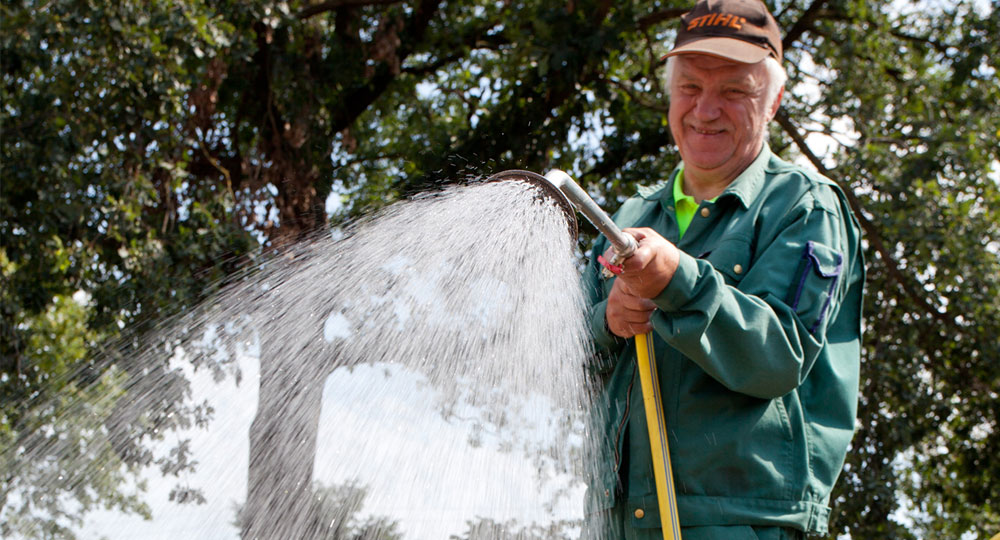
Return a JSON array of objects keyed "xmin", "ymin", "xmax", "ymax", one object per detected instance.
[{"xmin": 2, "ymin": 180, "xmax": 610, "ymax": 540}]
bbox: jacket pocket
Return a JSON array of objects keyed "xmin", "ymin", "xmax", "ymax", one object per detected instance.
[
  {"xmin": 787, "ymin": 240, "xmax": 843, "ymax": 334},
  {"xmin": 705, "ymin": 237, "xmax": 753, "ymax": 286}
]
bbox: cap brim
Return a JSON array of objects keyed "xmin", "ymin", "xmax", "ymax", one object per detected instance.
[{"xmin": 664, "ymin": 37, "xmax": 771, "ymax": 64}]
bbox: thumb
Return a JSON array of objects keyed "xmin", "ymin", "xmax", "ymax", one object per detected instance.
[{"xmin": 623, "ymin": 227, "xmax": 648, "ymax": 242}]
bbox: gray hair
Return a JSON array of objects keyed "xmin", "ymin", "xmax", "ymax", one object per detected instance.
[{"xmin": 663, "ymin": 55, "xmax": 787, "ymax": 109}]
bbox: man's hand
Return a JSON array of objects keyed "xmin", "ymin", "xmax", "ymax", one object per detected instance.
[
  {"xmin": 615, "ymin": 227, "xmax": 681, "ymax": 299},
  {"xmin": 606, "ymin": 278, "xmax": 657, "ymax": 338}
]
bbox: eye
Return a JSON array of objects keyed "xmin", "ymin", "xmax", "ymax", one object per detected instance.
[
  {"xmin": 679, "ymin": 83, "xmax": 700, "ymax": 94},
  {"xmin": 724, "ymin": 88, "xmax": 748, "ymax": 98}
]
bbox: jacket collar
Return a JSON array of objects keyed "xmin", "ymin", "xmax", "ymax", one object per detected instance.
[{"xmin": 719, "ymin": 143, "xmax": 770, "ymax": 209}]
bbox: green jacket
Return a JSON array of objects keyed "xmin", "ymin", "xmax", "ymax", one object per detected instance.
[{"xmin": 584, "ymin": 145, "xmax": 865, "ymax": 535}]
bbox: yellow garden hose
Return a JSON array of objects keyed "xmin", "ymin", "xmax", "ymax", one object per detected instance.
[{"xmin": 635, "ymin": 331, "xmax": 682, "ymax": 540}]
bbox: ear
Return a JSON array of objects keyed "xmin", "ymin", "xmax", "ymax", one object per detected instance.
[{"xmin": 768, "ymin": 86, "xmax": 785, "ymax": 120}]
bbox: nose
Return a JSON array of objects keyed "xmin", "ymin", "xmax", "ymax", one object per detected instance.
[{"xmin": 692, "ymin": 91, "xmax": 723, "ymax": 122}]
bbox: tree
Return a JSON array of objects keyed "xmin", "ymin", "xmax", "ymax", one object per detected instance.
[
  {"xmin": 450, "ymin": 517, "xmax": 581, "ymax": 540},
  {"xmin": 2, "ymin": 0, "xmax": 998, "ymax": 538},
  {"xmin": 2, "ymin": 1, "xmax": 256, "ymax": 536},
  {"xmin": 236, "ymin": 482, "xmax": 402, "ymax": 539}
]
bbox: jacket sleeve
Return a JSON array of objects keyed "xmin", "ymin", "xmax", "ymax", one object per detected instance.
[
  {"xmin": 583, "ymin": 235, "xmax": 626, "ymax": 374},
  {"xmin": 649, "ymin": 187, "xmax": 859, "ymax": 399}
]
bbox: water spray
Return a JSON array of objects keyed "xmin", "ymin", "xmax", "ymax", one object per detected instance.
[{"xmin": 487, "ymin": 168, "xmax": 682, "ymax": 540}]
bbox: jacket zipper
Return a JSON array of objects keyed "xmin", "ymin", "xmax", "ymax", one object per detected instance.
[{"xmin": 613, "ymin": 365, "xmax": 637, "ymax": 473}]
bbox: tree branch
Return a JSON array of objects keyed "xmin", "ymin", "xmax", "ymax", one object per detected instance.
[
  {"xmin": 402, "ymin": 53, "xmax": 461, "ymax": 76},
  {"xmin": 395, "ymin": 6, "xmax": 620, "ymax": 194},
  {"xmin": 297, "ymin": 0, "xmax": 404, "ymax": 20},
  {"xmin": 402, "ymin": 30, "xmax": 509, "ymax": 76},
  {"xmin": 888, "ymin": 29, "xmax": 951, "ymax": 55},
  {"xmin": 781, "ymin": 0, "xmax": 828, "ymax": 51},
  {"xmin": 775, "ymin": 109, "xmax": 951, "ymax": 324},
  {"xmin": 328, "ymin": 0, "xmax": 442, "ymax": 133},
  {"xmin": 604, "ymin": 77, "xmax": 669, "ymax": 112},
  {"xmin": 637, "ymin": 8, "xmax": 686, "ymax": 31}
]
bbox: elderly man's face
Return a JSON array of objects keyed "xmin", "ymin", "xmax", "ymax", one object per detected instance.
[{"xmin": 669, "ymin": 54, "xmax": 778, "ymax": 185}]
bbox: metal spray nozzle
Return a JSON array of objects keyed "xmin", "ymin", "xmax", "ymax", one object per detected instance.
[{"xmin": 543, "ymin": 170, "xmax": 637, "ymax": 278}]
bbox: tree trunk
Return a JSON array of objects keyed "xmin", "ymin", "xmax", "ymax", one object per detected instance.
[{"xmin": 242, "ymin": 345, "xmax": 326, "ymax": 539}]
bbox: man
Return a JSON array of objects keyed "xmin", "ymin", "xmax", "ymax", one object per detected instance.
[{"xmin": 583, "ymin": 0, "xmax": 865, "ymax": 538}]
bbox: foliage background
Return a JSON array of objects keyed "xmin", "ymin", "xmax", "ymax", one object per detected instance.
[{"xmin": 2, "ymin": 0, "xmax": 998, "ymax": 538}]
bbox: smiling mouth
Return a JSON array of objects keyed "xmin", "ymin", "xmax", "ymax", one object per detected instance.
[{"xmin": 692, "ymin": 126, "xmax": 724, "ymax": 135}]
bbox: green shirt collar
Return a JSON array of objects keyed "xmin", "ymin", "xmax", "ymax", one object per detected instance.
[
  {"xmin": 673, "ymin": 167, "xmax": 700, "ymax": 238},
  {"xmin": 672, "ymin": 167, "xmax": 697, "ymax": 207}
]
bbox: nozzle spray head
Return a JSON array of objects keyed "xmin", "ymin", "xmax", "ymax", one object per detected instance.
[
  {"xmin": 484, "ymin": 169, "xmax": 578, "ymax": 241},
  {"xmin": 485, "ymin": 168, "xmax": 636, "ymax": 277}
]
